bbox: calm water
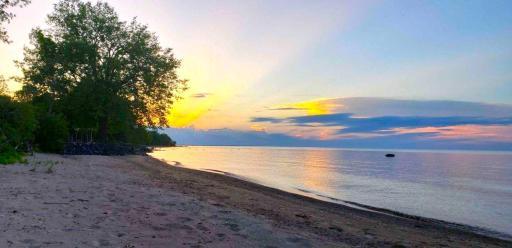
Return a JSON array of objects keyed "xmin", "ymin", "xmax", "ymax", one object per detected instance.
[{"xmin": 150, "ymin": 146, "xmax": 512, "ymax": 237}]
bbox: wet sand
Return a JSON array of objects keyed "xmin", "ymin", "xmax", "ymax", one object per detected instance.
[{"xmin": 0, "ymin": 154, "xmax": 510, "ymax": 247}]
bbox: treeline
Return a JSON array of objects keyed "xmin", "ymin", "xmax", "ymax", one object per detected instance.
[
  {"xmin": 0, "ymin": 0, "xmax": 185, "ymax": 163},
  {"xmin": 0, "ymin": 90, "xmax": 36, "ymax": 163},
  {"xmin": 1, "ymin": 84, "xmax": 176, "ymax": 163}
]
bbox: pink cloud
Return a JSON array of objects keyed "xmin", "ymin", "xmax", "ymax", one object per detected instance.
[{"xmin": 394, "ymin": 125, "xmax": 512, "ymax": 141}]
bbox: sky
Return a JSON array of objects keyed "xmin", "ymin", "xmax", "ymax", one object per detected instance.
[{"xmin": 1, "ymin": 0, "xmax": 511, "ymax": 150}]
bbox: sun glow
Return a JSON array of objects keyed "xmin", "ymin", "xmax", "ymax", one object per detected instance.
[{"xmin": 274, "ymin": 98, "xmax": 340, "ymax": 116}]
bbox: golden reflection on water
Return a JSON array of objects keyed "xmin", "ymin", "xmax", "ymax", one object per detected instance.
[
  {"xmin": 150, "ymin": 147, "xmax": 512, "ymax": 235},
  {"xmin": 299, "ymin": 149, "xmax": 340, "ymax": 198}
]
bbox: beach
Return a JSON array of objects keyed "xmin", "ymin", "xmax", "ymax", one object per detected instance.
[{"xmin": 0, "ymin": 154, "xmax": 510, "ymax": 248}]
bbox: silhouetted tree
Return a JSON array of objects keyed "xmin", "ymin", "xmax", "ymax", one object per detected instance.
[
  {"xmin": 0, "ymin": 0, "xmax": 31, "ymax": 43},
  {"xmin": 18, "ymin": 0, "xmax": 186, "ymax": 141},
  {"xmin": 148, "ymin": 130, "xmax": 176, "ymax": 146}
]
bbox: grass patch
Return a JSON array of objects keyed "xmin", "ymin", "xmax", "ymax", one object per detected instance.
[{"xmin": 0, "ymin": 150, "xmax": 27, "ymax": 165}]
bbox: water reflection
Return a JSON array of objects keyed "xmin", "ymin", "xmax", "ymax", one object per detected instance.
[
  {"xmin": 298, "ymin": 149, "xmax": 340, "ymax": 198},
  {"xmin": 150, "ymin": 146, "xmax": 512, "ymax": 236}
]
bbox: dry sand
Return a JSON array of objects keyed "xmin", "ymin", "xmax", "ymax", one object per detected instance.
[{"xmin": 0, "ymin": 153, "xmax": 510, "ymax": 247}]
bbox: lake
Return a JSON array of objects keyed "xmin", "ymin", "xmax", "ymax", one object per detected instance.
[{"xmin": 150, "ymin": 146, "xmax": 512, "ymax": 237}]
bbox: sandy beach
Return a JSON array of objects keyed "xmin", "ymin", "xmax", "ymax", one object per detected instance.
[{"xmin": 0, "ymin": 153, "xmax": 510, "ymax": 248}]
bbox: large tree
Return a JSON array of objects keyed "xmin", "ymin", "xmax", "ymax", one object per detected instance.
[
  {"xmin": 18, "ymin": 0, "xmax": 186, "ymax": 141},
  {"xmin": 0, "ymin": 0, "xmax": 31, "ymax": 43}
]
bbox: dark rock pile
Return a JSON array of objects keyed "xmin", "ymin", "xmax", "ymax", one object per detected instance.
[{"xmin": 63, "ymin": 143, "xmax": 153, "ymax": 156}]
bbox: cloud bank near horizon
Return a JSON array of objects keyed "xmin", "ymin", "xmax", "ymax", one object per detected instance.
[
  {"xmin": 162, "ymin": 127, "xmax": 512, "ymax": 151},
  {"xmin": 164, "ymin": 98, "xmax": 512, "ymax": 151},
  {"xmin": 252, "ymin": 114, "xmax": 512, "ymax": 134}
]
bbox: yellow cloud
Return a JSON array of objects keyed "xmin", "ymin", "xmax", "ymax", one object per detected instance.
[
  {"xmin": 250, "ymin": 124, "xmax": 266, "ymax": 132},
  {"xmin": 274, "ymin": 98, "xmax": 340, "ymax": 116}
]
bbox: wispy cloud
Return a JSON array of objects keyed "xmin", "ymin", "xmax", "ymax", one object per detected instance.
[
  {"xmin": 251, "ymin": 117, "xmax": 283, "ymax": 123},
  {"xmin": 268, "ymin": 107, "xmax": 306, "ymax": 111},
  {"xmin": 252, "ymin": 113, "xmax": 512, "ymax": 134},
  {"xmin": 394, "ymin": 125, "xmax": 512, "ymax": 142},
  {"xmin": 250, "ymin": 98, "xmax": 512, "ymax": 145},
  {"xmin": 277, "ymin": 97, "xmax": 512, "ymax": 117},
  {"xmin": 267, "ymin": 98, "xmax": 340, "ymax": 115},
  {"xmin": 190, "ymin": 93, "xmax": 212, "ymax": 98}
]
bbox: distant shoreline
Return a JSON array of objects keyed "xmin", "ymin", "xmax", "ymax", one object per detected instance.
[
  {"xmin": 1, "ymin": 154, "xmax": 510, "ymax": 247},
  {"xmin": 162, "ymin": 145, "xmax": 512, "ymax": 155}
]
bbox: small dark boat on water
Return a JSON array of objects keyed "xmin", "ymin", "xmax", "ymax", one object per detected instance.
[{"xmin": 385, "ymin": 153, "xmax": 395, "ymax": 158}]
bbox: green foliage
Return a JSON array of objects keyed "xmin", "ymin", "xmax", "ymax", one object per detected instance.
[
  {"xmin": 17, "ymin": 0, "xmax": 186, "ymax": 142},
  {"xmin": 125, "ymin": 126, "xmax": 151, "ymax": 145},
  {"xmin": 0, "ymin": 95, "xmax": 37, "ymax": 153},
  {"xmin": 35, "ymin": 113, "xmax": 68, "ymax": 153},
  {"xmin": 0, "ymin": 95, "xmax": 36, "ymax": 163},
  {"xmin": 122, "ymin": 127, "xmax": 175, "ymax": 147},
  {"xmin": 148, "ymin": 130, "xmax": 176, "ymax": 147},
  {"xmin": 0, "ymin": 148, "xmax": 24, "ymax": 164},
  {"xmin": 0, "ymin": 0, "xmax": 31, "ymax": 43},
  {"xmin": 1, "ymin": 0, "xmax": 182, "ymax": 155}
]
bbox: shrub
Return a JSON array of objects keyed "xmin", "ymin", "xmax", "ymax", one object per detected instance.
[
  {"xmin": 0, "ymin": 96, "xmax": 36, "ymax": 163},
  {"xmin": 35, "ymin": 113, "xmax": 69, "ymax": 153},
  {"xmin": 148, "ymin": 130, "xmax": 176, "ymax": 147},
  {"xmin": 0, "ymin": 148, "xmax": 25, "ymax": 164},
  {"xmin": 0, "ymin": 96, "xmax": 37, "ymax": 152},
  {"xmin": 125, "ymin": 126, "xmax": 151, "ymax": 145}
]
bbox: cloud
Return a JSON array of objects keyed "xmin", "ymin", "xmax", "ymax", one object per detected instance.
[
  {"xmin": 267, "ymin": 98, "xmax": 339, "ymax": 115},
  {"xmin": 164, "ymin": 127, "xmax": 512, "ymax": 151},
  {"xmin": 165, "ymin": 98, "xmax": 512, "ymax": 151},
  {"xmin": 250, "ymin": 117, "xmax": 282, "ymax": 123},
  {"xmin": 282, "ymin": 114, "xmax": 512, "ymax": 134},
  {"xmin": 278, "ymin": 97, "xmax": 512, "ymax": 117},
  {"xmin": 394, "ymin": 125, "xmax": 512, "ymax": 141},
  {"xmin": 268, "ymin": 107, "xmax": 306, "ymax": 111},
  {"xmin": 190, "ymin": 93, "xmax": 212, "ymax": 98},
  {"xmin": 253, "ymin": 98, "xmax": 512, "ymax": 135},
  {"xmin": 163, "ymin": 127, "xmax": 312, "ymax": 147}
]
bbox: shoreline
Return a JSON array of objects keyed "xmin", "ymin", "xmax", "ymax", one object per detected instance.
[
  {"xmin": 170, "ymin": 145, "xmax": 512, "ymax": 155},
  {"xmin": 1, "ymin": 154, "xmax": 511, "ymax": 247},
  {"xmin": 153, "ymin": 157, "xmax": 512, "ymax": 243},
  {"xmin": 181, "ymin": 164, "xmax": 512, "ymax": 241},
  {"xmin": 139, "ymin": 155, "xmax": 511, "ymax": 247}
]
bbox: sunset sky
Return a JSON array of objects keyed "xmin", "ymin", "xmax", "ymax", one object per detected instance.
[{"xmin": 1, "ymin": 0, "xmax": 511, "ymax": 150}]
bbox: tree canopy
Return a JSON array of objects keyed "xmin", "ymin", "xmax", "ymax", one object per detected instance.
[
  {"xmin": 0, "ymin": 0, "xmax": 31, "ymax": 43},
  {"xmin": 18, "ymin": 0, "xmax": 186, "ymax": 141}
]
